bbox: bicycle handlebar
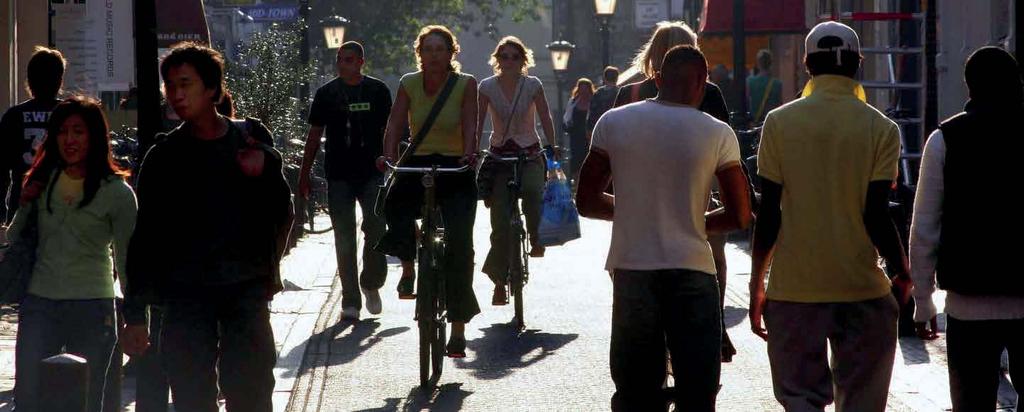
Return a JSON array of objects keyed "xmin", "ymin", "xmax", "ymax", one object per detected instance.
[
  {"xmin": 384, "ymin": 161, "xmax": 472, "ymax": 174},
  {"xmin": 480, "ymin": 150, "xmax": 544, "ymax": 163}
]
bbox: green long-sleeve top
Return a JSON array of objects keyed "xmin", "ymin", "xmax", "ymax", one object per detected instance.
[{"xmin": 7, "ymin": 171, "xmax": 137, "ymax": 300}]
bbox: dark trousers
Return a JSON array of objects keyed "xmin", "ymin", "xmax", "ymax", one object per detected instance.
[
  {"xmin": 946, "ymin": 316, "xmax": 1024, "ymax": 412},
  {"xmin": 375, "ymin": 155, "xmax": 480, "ymax": 324},
  {"xmin": 764, "ymin": 295, "xmax": 898, "ymax": 412},
  {"xmin": 135, "ymin": 306, "xmax": 169, "ymax": 412},
  {"xmin": 610, "ymin": 269, "xmax": 722, "ymax": 412},
  {"xmin": 14, "ymin": 295, "xmax": 117, "ymax": 412},
  {"xmin": 328, "ymin": 177, "xmax": 388, "ymax": 310},
  {"xmin": 160, "ymin": 298, "xmax": 276, "ymax": 412}
]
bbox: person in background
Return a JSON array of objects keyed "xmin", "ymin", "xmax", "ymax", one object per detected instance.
[{"xmin": 564, "ymin": 78, "xmax": 593, "ymax": 183}]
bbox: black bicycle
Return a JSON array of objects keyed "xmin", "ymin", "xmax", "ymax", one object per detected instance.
[
  {"xmin": 482, "ymin": 150, "xmax": 543, "ymax": 330},
  {"xmin": 385, "ymin": 161, "xmax": 471, "ymax": 388}
]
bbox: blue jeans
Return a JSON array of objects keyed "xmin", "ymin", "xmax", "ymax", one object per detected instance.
[
  {"xmin": 610, "ymin": 269, "xmax": 721, "ymax": 412},
  {"xmin": 328, "ymin": 177, "xmax": 388, "ymax": 310},
  {"xmin": 15, "ymin": 294, "xmax": 117, "ymax": 412}
]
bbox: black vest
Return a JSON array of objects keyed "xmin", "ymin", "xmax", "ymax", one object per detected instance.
[{"xmin": 935, "ymin": 110, "xmax": 1024, "ymax": 295}]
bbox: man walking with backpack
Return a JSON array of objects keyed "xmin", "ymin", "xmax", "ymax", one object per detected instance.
[{"xmin": 300, "ymin": 41, "xmax": 392, "ymax": 320}]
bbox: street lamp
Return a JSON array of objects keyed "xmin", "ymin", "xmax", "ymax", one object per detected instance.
[
  {"xmin": 320, "ymin": 15, "xmax": 349, "ymax": 49},
  {"xmin": 547, "ymin": 39, "xmax": 575, "ymax": 143},
  {"xmin": 594, "ymin": 0, "xmax": 617, "ymax": 67}
]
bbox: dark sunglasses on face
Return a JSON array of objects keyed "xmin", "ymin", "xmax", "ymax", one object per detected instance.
[{"xmin": 498, "ymin": 53, "xmax": 522, "ymax": 61}]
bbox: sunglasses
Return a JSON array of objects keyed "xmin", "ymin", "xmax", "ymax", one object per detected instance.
[{"xmin": 498, "ymin": 53, "xmax": 522, "ymax": 61}]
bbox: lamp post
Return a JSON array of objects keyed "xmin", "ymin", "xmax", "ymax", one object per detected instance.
[
  {"xmin": 594, "ymin": 0, "xmax": 617, "ymax": 68},
  {"xmin": 547, "ymin": 39, "xmax": 575, "ymax": 144},
  {"xmin": 320, "ymin": 15, "xmax": 349, "ymax": 49}
]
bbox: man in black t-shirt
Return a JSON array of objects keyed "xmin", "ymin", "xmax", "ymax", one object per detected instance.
[
  {"xmin": 300, "ymin": 41, "xmax": 393, "ymax": 320},
  {"xmin": 0, "ymin": 47, "xmax": 65, "ymax": 224}
]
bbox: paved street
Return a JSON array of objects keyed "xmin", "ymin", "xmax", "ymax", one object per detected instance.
[{"xmin": 1, "ymin": 207, "xmax": 1019, "ymax": 411}]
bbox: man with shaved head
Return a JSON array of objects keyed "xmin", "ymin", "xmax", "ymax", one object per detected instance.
[{"xmin": 577, "ymin": 45, "xmax": 752, "ymax": 411}]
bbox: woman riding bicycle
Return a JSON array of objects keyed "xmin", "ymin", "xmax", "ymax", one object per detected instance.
[
  {"xmin": 475, "ymin": 36, "xmax": 557, "ymax": 307},
  {"xmin": 375, "ymin": 25, "xmax": 480, "ymax": 358}
]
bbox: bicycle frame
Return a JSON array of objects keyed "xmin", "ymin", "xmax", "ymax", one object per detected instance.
[
  {"xmin": 385, "ymin": 161, "xmax": 470, "ymax": 388},
  {"xmin": 482, "ymin": 150, "xmax": 543, "ymax": 330}
]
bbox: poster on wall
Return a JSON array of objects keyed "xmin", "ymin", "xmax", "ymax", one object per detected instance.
[{"xmin": 51, "ymin": 0, "xmax": 135, "ymax": 100}]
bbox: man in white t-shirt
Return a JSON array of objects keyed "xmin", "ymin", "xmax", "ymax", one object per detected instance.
[{"xmin": 576, "ymin": 45, "xmax": 752, "ymax": 412}]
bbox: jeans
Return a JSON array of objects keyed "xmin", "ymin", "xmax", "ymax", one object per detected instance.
[
  {"xmin": 328, "ymin": 177, "xmax": 388, "ymax": 310},
  {"xmin": 764, "ymin": 295, "xmax": 898, "ymax": 412},
  {"xmin": 610, "ymin": 269, "xmax": 722, "ymax": 412},
  {"xmin": 14, "ymin": 294, "xmax": 117, "ymax": 412},
  {"xmin": 946, "ymin": 316, "xmax": 1023, "ymax": 412},
  {"xmin": 375, "ymin": 155, "xmax": 480, "ymax": 324},
  {"xmin": 160, "ymin": 297, "xmax": 276, "ymax": 412},
  {"xmin": 482, "ymin": 157, "xmax": 545, "ymax": 285}
]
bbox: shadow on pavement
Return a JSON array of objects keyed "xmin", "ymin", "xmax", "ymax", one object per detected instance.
[
  {"xmin": 898, "ymin": 336, "xmax": 931, "ymax": 365},
  {"xmin": 356, "ymin": 383, "xmax": 472, "ymax": 412},
  {"xmin": 282, "ymin": 319, "xmax": 410, "ymax": 378},
  {"xmin": 456, "ymin": 323, "xmax": 578, "ymax": 380},
  {"xmin": 723, "ymin": 305, "xmax": 748, "ymax": 329}
]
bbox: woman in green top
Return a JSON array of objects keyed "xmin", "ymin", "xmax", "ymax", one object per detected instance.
[
  {"xmin": 8, "ymin": 97, "xmax": 137, "ymax": 412},
  {"xmin": 375, "ymin": 25, "xmax": 480, "ymax": 358}
]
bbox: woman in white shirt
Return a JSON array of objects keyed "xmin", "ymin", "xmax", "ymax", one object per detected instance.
[{"xmin": 476, "ymin": 36, "xmax": 557, "ymax": 307}]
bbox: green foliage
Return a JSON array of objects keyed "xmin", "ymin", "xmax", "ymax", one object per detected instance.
[
  {"xmin": 316, "ymin": 0, "xmax": 543, "ymax": 74},
  {"xmin": 225, "ymin": 20, "xmax": 314, "ymax": 152}
]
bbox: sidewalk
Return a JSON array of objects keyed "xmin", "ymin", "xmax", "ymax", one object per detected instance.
[{"xmin": 0, "ymin": 216, "xmax": 342, "ymax": 412}]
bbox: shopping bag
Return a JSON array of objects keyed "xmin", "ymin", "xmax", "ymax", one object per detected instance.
[{"xmin": 537, "ymin": 162, "xmax": 581, "ymax": 247}]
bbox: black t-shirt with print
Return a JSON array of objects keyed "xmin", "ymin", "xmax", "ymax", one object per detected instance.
[
  {"xmin": 0, "ymin": 98, "xmax": 61, "ymax": 222},
  {"xmin": 308, "ymin": 75, "xmax": 393, "ymax": 183}
]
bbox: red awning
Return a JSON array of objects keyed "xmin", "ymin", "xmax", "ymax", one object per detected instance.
[
  {"xmin": 701, "ymin": 0, "xmax": 806, "ymax": 34},
  {"xmin": 156, "ymin": 0, "xmax": 211, "ymax": 48}
]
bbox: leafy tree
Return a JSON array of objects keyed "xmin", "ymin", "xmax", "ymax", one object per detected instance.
[{"xmin": 313, "ymin": 0, "xmax": 543, "ymax": 74}]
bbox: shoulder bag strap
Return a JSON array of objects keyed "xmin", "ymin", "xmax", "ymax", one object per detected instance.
[
  {"xmin": 498, "ymin": 78, "xmax": 526, "ymax": 147},
  {"xmin": 397, "ymin": 73, "xmax": 460, "ymax": 164}
]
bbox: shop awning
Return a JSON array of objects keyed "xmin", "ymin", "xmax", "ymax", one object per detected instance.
[{"xmin": 701, "ymin": 0, "xmax": 807, "ymax": 34}]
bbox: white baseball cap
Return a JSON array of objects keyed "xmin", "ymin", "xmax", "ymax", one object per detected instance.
[{"xmin": 805, "ymin": 21, "xmax": 861, "ymax": 65}]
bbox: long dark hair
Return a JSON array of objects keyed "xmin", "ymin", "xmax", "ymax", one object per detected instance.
[{"xmin": 23, "ymin": 96, "xmax": 126, "ymax": 213}]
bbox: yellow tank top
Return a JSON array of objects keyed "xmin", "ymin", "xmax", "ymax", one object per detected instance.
[{"xmin": 401, "ymin": 71, "xmax": 470, "ymax": 156}]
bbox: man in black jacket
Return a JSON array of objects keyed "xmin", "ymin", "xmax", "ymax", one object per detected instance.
[{"xmin": 122, "ymin": 43, "xmax": 292, "ymax": 412}]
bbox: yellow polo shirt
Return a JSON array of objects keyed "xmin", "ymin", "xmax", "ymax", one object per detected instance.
[{"xmin": 758, "ymin": 75, "xmax": 901, "ymax": 303}]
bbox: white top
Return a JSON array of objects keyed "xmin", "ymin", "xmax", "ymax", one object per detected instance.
[
  {"xmin": 910, "ymin": 129, "xmax": 1024, "ymax": 322},
  {"xmin": 479, "ymin": 75, "xmax": 546, "ymax": 148},
  {"xmin": 591, "ymin": 99, "xmax": 741, "ymax": 273}
]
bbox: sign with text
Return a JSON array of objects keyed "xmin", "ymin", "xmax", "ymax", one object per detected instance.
[
  {"xmin": 241, "ymin": 5, "xmax": 299, "ymax": 22},
  {"xmin": 635, "ymin": 1, "xmax": 669, "ymax": 29},
  {"xmin": 51, "ymin": 0, "xmax": 135, "ymax": 97}
]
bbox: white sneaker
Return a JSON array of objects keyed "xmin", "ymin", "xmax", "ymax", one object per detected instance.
[
  {"xmin": 341, "ymin": 306, "xmax": 360, "ymax": 320},
  {"xmin": 363, "ymin": 287, "xmax": 382, "ymax": 315}
]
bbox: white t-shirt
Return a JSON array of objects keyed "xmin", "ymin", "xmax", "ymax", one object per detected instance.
[{"xmin": 591, "ymin": 99, "xmax": 741, "ymax": 273}]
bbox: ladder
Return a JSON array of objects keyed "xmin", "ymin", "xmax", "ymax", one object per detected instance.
[{"xmin": 818, "ymin": 5, "xmax": 927, "ymax": 190}]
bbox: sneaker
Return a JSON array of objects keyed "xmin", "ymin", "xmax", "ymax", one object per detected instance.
[
  {"xmin": 341, "ymin": 306, "xmax": 360, "ymax": 321},
  {"xmin": 363, "ymin": 287, "xmax": 382, "ymax": 315},
  {"xmin": 492, "ymin": 285, "xmax": 508, "ymax": 306},
  {"xmin": 397, "ymin": 276, "xmax": 416, "ymax": 299},
  {"xmin": 446, "ymin": 335, "xmax": 466, "ymax": 358}
]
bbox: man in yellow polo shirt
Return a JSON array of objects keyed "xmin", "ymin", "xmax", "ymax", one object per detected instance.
[{"xmin": 748, "ymin": 21, "xmax": 913, "ymax": 412}]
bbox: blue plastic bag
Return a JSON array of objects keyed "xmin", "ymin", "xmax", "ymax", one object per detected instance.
[{"xmin": 537, "ymin": 161, "xmax": 581, "ymax": 247}]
